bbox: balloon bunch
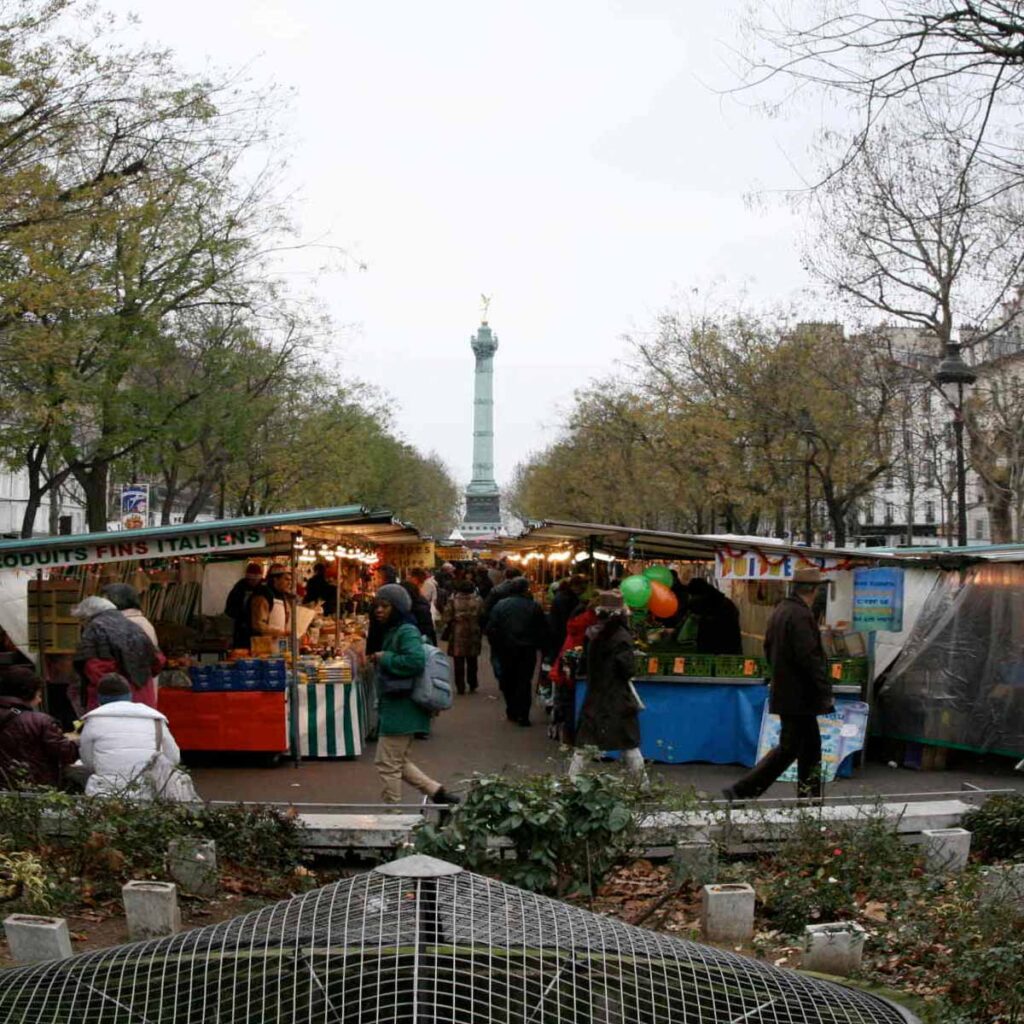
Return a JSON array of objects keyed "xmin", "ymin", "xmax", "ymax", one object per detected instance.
[{"xmin": 620, "ymin": 565, "xmax": 679, "ymax": 618}]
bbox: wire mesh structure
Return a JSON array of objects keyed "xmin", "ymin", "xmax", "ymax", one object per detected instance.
[{"xmin": 0, "ymin": 854, "xmax": 918, "ymax": 1023}]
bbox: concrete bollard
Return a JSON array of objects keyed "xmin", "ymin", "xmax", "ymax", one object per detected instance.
[
  {"xmin": 122, "ymin": 881, "xmax": 182, "ymax": 941},
  {"xmin": 978, "ymin": 863, "xmax": 1024, "ymax": 916},
  {"xmin": 3, "ymin": 915, "xmax": 73, "ymax": 962},
  {"xmin": 168, "ymin": 838, "xmax": 218, "ymax": 897},
  {"xmin": 672, "ymin": 840, "xmax": 718, "ymax": 886},
  {"xmin": 701, "ymin": 883, "xmax": 755, "ymax": 943},
  {"xmin": 802, "ymin": 921, "xmax": 867, "ymax": 977},
  {"xmin": 922, "ymin": 827, "xmax": 972, "ymax": 873}
]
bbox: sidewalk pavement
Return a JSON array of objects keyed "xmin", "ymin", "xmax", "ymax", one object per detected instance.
[{"xmin": 187, "ymin": 655, "xmax": 1024, "ymax": 806}]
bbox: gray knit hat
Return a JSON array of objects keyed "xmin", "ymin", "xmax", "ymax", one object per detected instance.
[{"xmin": 375, "ymin": 583, "xmax": 412, "ymax": 614}]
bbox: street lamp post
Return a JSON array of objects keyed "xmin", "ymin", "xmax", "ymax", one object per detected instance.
[{"xmin": 934, "ymin": 342, "xmax": 977, "ymax": 547}]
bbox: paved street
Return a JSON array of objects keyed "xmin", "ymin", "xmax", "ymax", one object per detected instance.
[{"xmin": 187, "ymin": 655, "xmax": 1024, "ymax": 807}]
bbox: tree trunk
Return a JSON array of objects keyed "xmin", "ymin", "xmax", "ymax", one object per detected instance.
[
  {"xmin": 74, "ymin": 463, "xmax": 110, "ymax": 533},
  {"xmin": 987, "ymin": 485, "xmax": 1013, "ymax": 544},
  {"xmin": 20, "ymin": 445, "xmax": 48, "ymax": 539}
]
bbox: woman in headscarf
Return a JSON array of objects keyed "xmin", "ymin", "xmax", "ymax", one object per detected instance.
[
  {"xmin": 368, "ymin": 583, "xmax": 459, "ymax": 806},
  {"xmin": 72, "ymin": 596, "xmax": 162, "ymax": 713}
]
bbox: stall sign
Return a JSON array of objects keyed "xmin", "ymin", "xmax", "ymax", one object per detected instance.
[
  {"xmin": 755, "ymin": 700, "xmax": 869, "ymax": 783},
  {"xmin": 120, "ymin": 484, "xmax": 150, "ymax": 530},
  {"xmin": 0, "ymin": 528, "xmax": 266, "ymax": 571},
  {"xmin": 852, "ymin": 567, "xmax": 905, "ymax": 632},
  {"xmin": 380, "ymin": 541, "xmax": 436, "ymax": 571},
  {"xmin": 715, "ymin": 549, "xmax": 794, "ymax": 581}
]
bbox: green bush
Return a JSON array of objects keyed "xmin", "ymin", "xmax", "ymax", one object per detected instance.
[
  {"xmin": 757, "ymin": 807, "xmax": 919, "ymax": 936},
  {"xmin": 414, "ymin": 769, "xmax": 648, "ymax": 896},
  {"xmin": 962, "ymin": 793, "xmax": 1024, "ymax": 861},
  {"xmin": 0, "ymin": 791, "xmax": 302, "ymax": 900}
]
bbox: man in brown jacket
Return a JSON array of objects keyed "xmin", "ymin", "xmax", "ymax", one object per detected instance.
[{"xmin": 724, "ymin": 567, "xmax": 833, "ymax": 801}]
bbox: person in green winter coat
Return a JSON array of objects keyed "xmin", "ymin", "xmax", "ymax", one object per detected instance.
[{"xmin": 369, "ymin": 584, "xmax": 459, "ymax": 805}]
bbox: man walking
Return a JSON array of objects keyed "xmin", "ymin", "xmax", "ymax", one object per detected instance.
[
  {"xmin": 486, "ymin": 577, "xmax": 549, "ymax": 726},
  {"xmin": 723, "ymin": 567, "xmax": 832, "ymax": 801}
]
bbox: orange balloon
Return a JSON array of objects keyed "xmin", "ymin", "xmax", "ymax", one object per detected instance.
[{"xmin": 647, "ymin": 580, "xmax": 679, "ymax": 619}]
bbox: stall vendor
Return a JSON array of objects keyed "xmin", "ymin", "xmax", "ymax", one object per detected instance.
[
  {"xmin": 250, "ymin": 565, "xmax": 294, "ymax": 638},
  {"xmin": 682, "ymin": 578, "xmax": 743, "ymax": 655},
  {"xmin": 304, "ymin": 562, "xmax": 337, "ymax": 616},
  {"xmin": 224, "ymin": 562, "xmax": 269, "ymax": 649}
]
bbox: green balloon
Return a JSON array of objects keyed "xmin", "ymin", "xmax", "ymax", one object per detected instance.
[
  {"xmin": 621, "ymin": 574, "xmax": 653, "ymax": 609},
  {"xmin": 643, "ymin": 565, "xmax": 673, "ymax": 587}
]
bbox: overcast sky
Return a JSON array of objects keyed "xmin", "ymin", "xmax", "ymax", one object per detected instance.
[{"xmin": 108, "ymin": 0, "xmax": 822, "ymax": 489}]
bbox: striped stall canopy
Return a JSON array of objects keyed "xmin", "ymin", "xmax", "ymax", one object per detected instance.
[{"xmin": 296, "ymin": 682, "xmax": 362, "ymax": 758}]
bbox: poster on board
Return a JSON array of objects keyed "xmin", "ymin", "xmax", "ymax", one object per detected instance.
[{"xmin": 755, "ymin": 699, "xmax": 870, "ymax": 783}]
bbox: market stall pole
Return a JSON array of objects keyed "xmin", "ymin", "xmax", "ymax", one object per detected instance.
[{"xmin": 289, "ymin": 535, "xmax": 301, "ymax": 767}]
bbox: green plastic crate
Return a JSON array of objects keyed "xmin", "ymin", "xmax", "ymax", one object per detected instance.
[
  {"xmin": 714, "ymin": 655, "xmax": 767, "ymax": 678},
  {"xmin": 635, "ymin": 652, "xmax": 667, "ymax": 676},
  {"xmin": 828, "ymin": 657, "xmax": 869, "ymax": 683},
  {"xmin": 663, "ymin": 653, "xmax": 716, "ymax": 677}
]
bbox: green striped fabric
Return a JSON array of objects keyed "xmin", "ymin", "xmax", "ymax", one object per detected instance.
[{"xmin": 296, "ymin": 683, "xmax": 361, "ymax": 758}]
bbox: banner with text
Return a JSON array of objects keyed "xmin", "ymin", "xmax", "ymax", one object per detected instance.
[{"xmin": 0, "ymin": 528, "xmax": 266, "ymax": 572}]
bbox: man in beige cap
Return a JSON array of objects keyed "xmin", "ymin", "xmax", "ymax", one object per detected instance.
[{"xmin": 723, "ymin": 567, "xmax": 832, "ymax": 801}]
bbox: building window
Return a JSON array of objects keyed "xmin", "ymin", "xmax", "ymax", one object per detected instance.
[
  {"xmin": 884, "ymin": 469, "xmax": 895, "ymax": 489},
  {"xmin": 922, "ymin": 460, "xmax": 935, "ymax": 486},
  {"xmin": 922, "ymin": 389, "xmax": 931, "ymax": 413},
  {"xmin": 925, "ymin": 501, "xmax": 936, "ymax": 524},
  {"xmin": 975, "ymin": 519, "xmax": 986, "ymax": 541},
  {"xmin": 884, "ymin": 502, "xmax": 895, "ymax": 525}
]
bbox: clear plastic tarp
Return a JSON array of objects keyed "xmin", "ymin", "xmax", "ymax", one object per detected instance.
[{"xmin": 876, "ymin": 563, "xmax": 1024, "ymax": 756}]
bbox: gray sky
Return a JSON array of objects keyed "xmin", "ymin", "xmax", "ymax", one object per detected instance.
[{"xmin": 110, "ymin": 1, "xmax": 819, "ymax": 488}]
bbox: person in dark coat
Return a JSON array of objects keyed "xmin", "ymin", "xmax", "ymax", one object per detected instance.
[
  {"xmin": 724, "ymin": 568, "xmax": 833, "ymax": 801},
  {"xmin": 401, "ymin": 580, "xmax": 437, "ymax": 645},
  {"xmin": 486, "ymin": 577, "xmax": 548, "ymax": 726},
  {"xmin": 474, "ymin": 567, "xmax": 494, "ymax": 599},
  {"xmin": 568, "ymin": 592, "xmax": 647, "ymax": 783},
  {"xmin": 480, "ymin": 567, "xmax": 523, "ymax": 627},
  {"xmin": 546, "ymin": 575, "xmax": 586, "ymax": 659},
  {"xmin": 685, "ymin": 578, "xmax": 743, "ymax": 655},
  {"xmin": 0, "ymin": 667, "xmax": 78, "ymax": 788}
]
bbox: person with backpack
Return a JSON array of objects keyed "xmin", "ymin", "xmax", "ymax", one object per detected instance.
[{"xmin": 368, "ymin": 584, "xmax": 459, "ymax": 805}]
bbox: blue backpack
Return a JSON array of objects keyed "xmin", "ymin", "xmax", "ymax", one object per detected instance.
[{"xmin": 410, "ymin": 644, "xmax": 454, "ymax": 713}]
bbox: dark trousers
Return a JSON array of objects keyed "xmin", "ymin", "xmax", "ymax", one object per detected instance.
[
  {"xmin": 453, "ymin": 655, "xmax": 478, "ymax": 694},
  {"xmin": 500, "ymin": 649, "xmax": 537, "ymax": 723},
  {"xmin": 732, "ymin": 714, "xmax": 823, "ymax": 798}
]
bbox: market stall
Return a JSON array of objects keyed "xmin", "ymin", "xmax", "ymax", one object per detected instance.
[
  {"xmin": 505, "ymin": 520, "xmax": 907, "ymax": 768},
  {"xmin": 0, "ymin": 506, "xmax": 427, "ymax": 764}
]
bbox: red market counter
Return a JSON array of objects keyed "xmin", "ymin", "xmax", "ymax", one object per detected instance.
[{"xmin": 158, "ymin": 689, "xmax": 289, "ymax": 753}]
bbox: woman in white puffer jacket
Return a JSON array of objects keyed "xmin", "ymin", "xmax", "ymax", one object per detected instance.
[{"xmin": 79, "ymin": 674, "xmax": 183, "ymax": 798}]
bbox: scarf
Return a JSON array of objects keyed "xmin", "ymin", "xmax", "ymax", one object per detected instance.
[{"xmin": 77, "ymin": 610, "xmax": 156, "ymax": 687}]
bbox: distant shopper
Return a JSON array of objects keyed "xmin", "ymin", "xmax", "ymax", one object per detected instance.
[
  {"xmin": 569, "ymin": 592, "xmax": 647, "ymax": 784},
  {"xmin": 402, "ymin": 580, "xmax": 437, "ymax": 645},
  {"xmin": 72, "ymin": 596, "xmax": 161, "ymax": 712},
  {"xmin": 487, "ymin": 577, "xmax": 549, "ymax": 726},
  {"xmin": 408, "ymin": 567, "xmax": 438, "ymax": 620},
  {"xmin": 0, "ymin": 667, "xmax": 78, "ymax": 788},
  {"xmin": 723, "ymin": 568, "xmax": 832, "ymax": 801},
  {"xmin": 79, "ymin": 674, "xmax": 195, "ymax": 800},
  {"xmin": 224, "ymin": 562, "xmax": 268, "ymax": 649},
  {"xmin": 370, "ymin": 585, "xmax": 459, "ymax": 805},
  {"xmin": 480, "ymin": 567, "xmax": 523, "ymax": 627},
  {"xmin": 250, "ymin": 564, "xmax": 294, "ymax": 639},
  {"xmin": 441, "ymin": 580, "xmax": 483, "ymax": 694}
]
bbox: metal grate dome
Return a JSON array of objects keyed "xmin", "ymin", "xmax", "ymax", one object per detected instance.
[{"xmin": 0, "ymin": 854, "xmax": 917, "ymax": 1023}]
